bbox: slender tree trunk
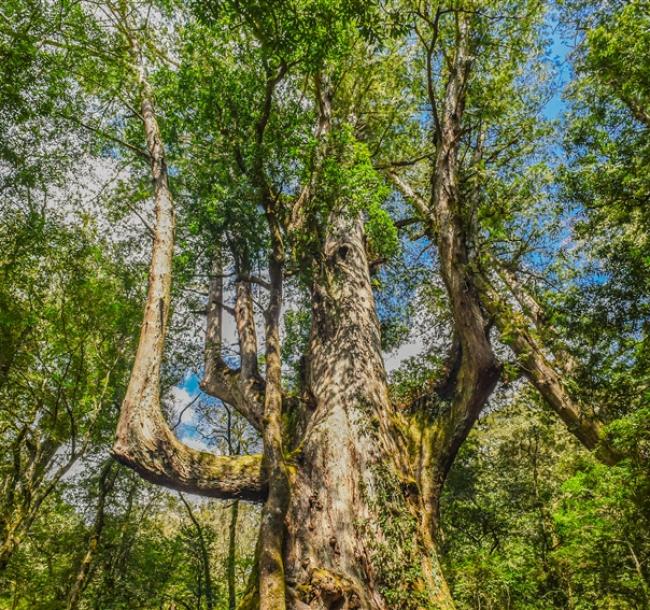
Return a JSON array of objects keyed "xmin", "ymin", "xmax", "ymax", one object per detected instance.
[
  {"xmin": 67, "ymin": 460, "xmax": 116, "ymax": 610},
  {"xmin": 258, "ymin": 248, "xmax": 290, "ymax": 610},
  {"xmin": 283, "ymin": 212, "xmax": 454, "ymax": 610},
  {"xmin": 179, "ymin": 493, "xmax": 215, "ymax": 610},
  {"xmin": 0, "ymin": 518, "xmax": 22, "ymax": 571},
  {"xmin": 227, "ymin": 500, "xmax": 239, "ymax": 610}
]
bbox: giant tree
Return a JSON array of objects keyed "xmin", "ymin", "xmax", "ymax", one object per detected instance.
[
  {"xmin": 107, "ymin": 1, "xmax": 462, "ymax": 606},
  {"xmin": 11, "ymin": 0, "xmax": 646, "ymax": 608}
]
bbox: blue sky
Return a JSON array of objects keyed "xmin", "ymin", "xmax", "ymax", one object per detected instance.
[
  {"xmin": 543, "ymin": 14, "xmax": 572, "ymax": 120},
  {"xmin": 173, "ymin": 371, "xmax": 213, "ymax": 449}
]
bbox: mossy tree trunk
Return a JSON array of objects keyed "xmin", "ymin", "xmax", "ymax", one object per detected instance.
[{"xmin": 283, "ymin": 213, "xmax": 455, "ymax": 610}]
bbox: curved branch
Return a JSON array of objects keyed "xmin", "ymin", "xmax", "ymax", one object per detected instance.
[
  {"xmin": 113, "ymin": 22, "xmax": 266, "ymax": 503},
  {"xmin": 114, "ymin": 405, "xmax": 266, "ymax": 501},
  {"xmin": 405, "ymin": 19, "xmax": 499, "ymax": 543}
]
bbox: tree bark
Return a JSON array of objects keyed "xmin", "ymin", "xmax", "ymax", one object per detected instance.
[
  {"xmin": 283, "ymin": 212, "xmax": 454, "ymax": 610},
  {"xmin": 111, "ymin": 18, "xmax": 477, "ymax": 609},
  {"xmin": 111, "ymin": 35, "xmax": 266, "ymax": 503},
  {"xmin": 115, "ymin": 174, "xmax": 464, "ymax": 608},
  {"xmin": 477, "ymin": 272, "xmax": 622, "ymax": 465},
  {"xmin": 258, "ymin": 232, "xmax": 291, "ymax": 610},
  {"xmin": 412, "ymin": 13, "xmax": 500, "ymax": 542}
]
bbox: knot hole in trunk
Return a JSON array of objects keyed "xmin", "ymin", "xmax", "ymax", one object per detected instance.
[{"xmin": 337, "ymin": 245, "xmax": 350, "ymax": 260}]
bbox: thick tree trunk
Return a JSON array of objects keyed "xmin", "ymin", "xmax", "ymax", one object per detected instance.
[
  {"xmin": 112, "ymin": 41, "xmax": 460, "ymax": 608},
  {"xmin": 284, "ymin": 213, "xmax": 454, "ymax": 610}
]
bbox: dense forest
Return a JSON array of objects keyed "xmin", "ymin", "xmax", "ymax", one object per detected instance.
[{"xmin": 1, "ymin": 0, "xmax": 649, "ymax": 608}]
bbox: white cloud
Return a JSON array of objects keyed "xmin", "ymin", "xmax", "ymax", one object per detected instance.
[
  {"xmin": 181, "ymin": 435, "xmax": 212, "ymax": 452},
  {"xmin": 384, "ymin": 339, "xmax": 425, "ymax": 373}
]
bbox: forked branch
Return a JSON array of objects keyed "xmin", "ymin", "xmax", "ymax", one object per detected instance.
[{"xmin": 200, "ymin": 253, "xmax": 265, "ymax": 432}]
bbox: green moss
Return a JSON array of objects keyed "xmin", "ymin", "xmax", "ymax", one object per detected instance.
[{"xmin": 359, "ymin": 464, "xmax": 433, "ymax": 609}]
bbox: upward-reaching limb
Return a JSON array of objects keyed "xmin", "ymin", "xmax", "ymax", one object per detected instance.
[
  {"xmin": 398, "ymin": 13, "xmax": 500, "ymax": 541},
  {"xmin": 200, "ymin": 252, "xmax": 265, "ymax": 432},
  {"xmin": 477, "ymin": 264, "xmax": 623, "ymax": 466},
  {"xmin": 111, "ymin": 11, "xmax": 265, "ymax": 503}
]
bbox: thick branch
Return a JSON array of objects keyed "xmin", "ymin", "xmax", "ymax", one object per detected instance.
[
  {"xmin": 113, "ymin": 27, "xmax": 266, "ymax": 503},
  {"xmin": 477, "ymin": 272, "xmax": 622, "ymax": 466},
  {"xmin": 200, "ymin": 254, "xmax": 264, "ymax": 432},
  {"xmin": 114, "ymin": 412, "xmax": 266, "ymax": 501},
  {"xmin": 408, "ymin": 17, "xmax": 499, "ymax": 540}
]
